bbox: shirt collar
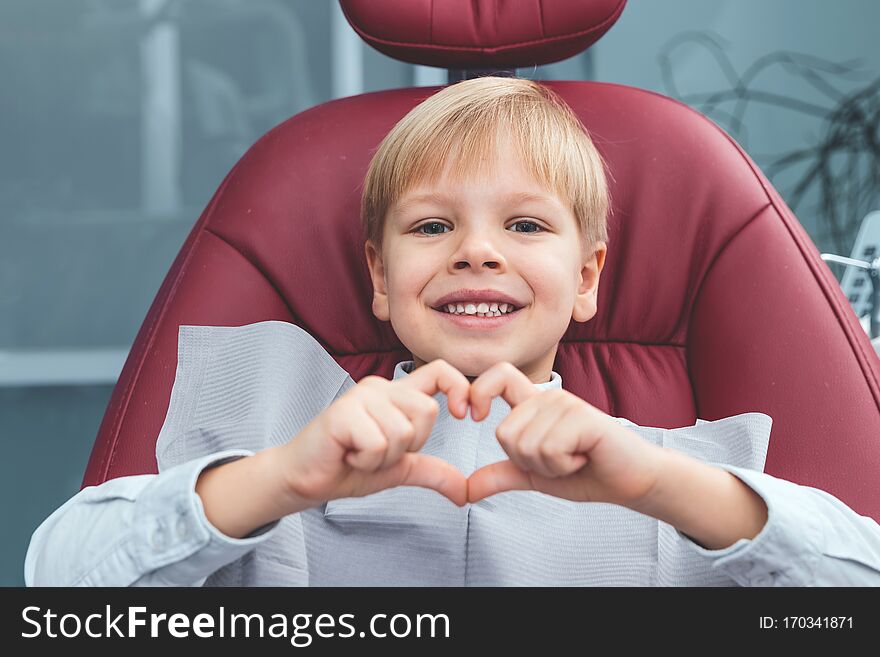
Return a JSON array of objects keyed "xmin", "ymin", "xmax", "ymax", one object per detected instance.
[{"xmin": 392, "ymin": 360, "xmax": 562, "ymax": 390}]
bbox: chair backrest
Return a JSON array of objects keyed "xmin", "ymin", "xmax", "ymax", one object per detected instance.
[{"xmin": 83, "ymin": 0, "xmax": 880, "ymax": 521}]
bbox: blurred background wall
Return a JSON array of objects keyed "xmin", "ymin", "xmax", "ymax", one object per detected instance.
[{"xmin": 2, "ymin": 0, "xmax": 878, "ymax": 585}]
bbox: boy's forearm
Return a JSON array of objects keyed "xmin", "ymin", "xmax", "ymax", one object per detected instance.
[
  {"xmin": 628, "ymin": 446, "xmax": 769, "ymax": 550},
  {"xmin": 194, "ymin": 446, "xmax": 315, "ymax": 539}
]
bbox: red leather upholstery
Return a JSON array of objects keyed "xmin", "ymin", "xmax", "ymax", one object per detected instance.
[
  {"xmin": 83, "ymin": 1, "xmax": 880, "ymax": 523},
  {"xmin": 340, "ymin": 0, "xmax": 626, "ymax": 68}
]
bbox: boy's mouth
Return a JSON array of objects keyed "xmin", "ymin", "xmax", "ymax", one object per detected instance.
[
  {"xmin": 432, "ymin": 301, "xmax": 522, "ymax": 318},
  {"xmin": 431, "ymin": 303, "xmax": 525, "ymax": 329}
]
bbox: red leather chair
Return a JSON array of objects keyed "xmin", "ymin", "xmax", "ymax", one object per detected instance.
[{"xmin": 83, "ymin": 0, "xmax": 880, "ymax": 523}]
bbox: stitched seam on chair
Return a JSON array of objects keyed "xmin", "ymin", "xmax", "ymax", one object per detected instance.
[
  {"xmin": 97, "ymin": 164, "xmax": 241, "ymax": 486},
  {"xmin": 204, "ymin": 339, "xmax": 682, "ymax": 362},
  {"xmin": 537, "ymin": 0, "xmax": 546, "ymax": 38},
  {"xmin": 691, "ymin": 202, "xmax": 773, "ymax": 310},
  {"xmin": 344, "ymin": 0, "xmax": 623, "ymax": 52},
  {"xmin": 350, "ymin": 30, "xmax": 594, "ymax": 53},
  {"xmin": 562, "ymin": 338, "xmax": 685, "ymax": 348},
  {"xmin": 202, "ymin": 227, "xmax": 298, "ymax": 324}
]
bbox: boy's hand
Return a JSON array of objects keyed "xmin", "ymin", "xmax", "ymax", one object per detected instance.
[
  {"xmin": 466, "ymin": 362, "xmax": 664, "ymax": 508},
  {"xmin": 277, "ymin": 359, "xmax": 472, "ymax": 508}
]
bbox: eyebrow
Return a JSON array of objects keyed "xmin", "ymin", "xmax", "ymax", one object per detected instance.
[{"xmin": 394, "ymin": 190, "xmax": 557, "ymax": 214}]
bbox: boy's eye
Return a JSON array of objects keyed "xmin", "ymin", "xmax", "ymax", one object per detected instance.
[
  {"xmin": 510, "ymin": 219, "xmax": 544, "ymax": 233},
  {"xmin": 413, "ymin": 219, "xmax": 544, "ymax": 236},
  {"xmin": 414, "ymin": 221, "xmax": 450, "ymax": 235}
]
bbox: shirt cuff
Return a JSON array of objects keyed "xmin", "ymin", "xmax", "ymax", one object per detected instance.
[
  {"xmin": 672, "ymin": 462, "xmax": 826, "ymax": 586},
  {"xmin": 128, "ymin": 449, "xmax": 283, "ymax": 580}
]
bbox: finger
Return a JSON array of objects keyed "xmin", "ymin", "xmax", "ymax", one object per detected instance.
[
  {"xmin": 493, "ymin": 404, "xmax": 541, "ymax": 473},
  {"xmin": 402, "ymin": 359, "xmax": 471, "ymax": 420},
  {"xmin": 536, "ymin": 405, "xmax": 592, "ymax": 477},
  {"xmin": 361, "ymin": 392, "xmax": 418, "ymax": 470},
  {"xmin": 495, "ymin": 400, "xmax": 540, "ymax": 448},
  {"xmin": 342, "ymin": 403, "xmax": 389, "ymax": 473},
  {"xmin": 469, "ymin": 362, "xmax": 539, "ymax": 422},
  {"xmin": 386, "ymin": 453, "xmax": 469, "ymax": 506},
  {"xmin": 467, "ymin": 460, "xmax": 533, "ymax": 503},
  {"xmin": 385, "ymin": 386, "xmax": 440, "ymax": 453},
  {"xmin": 516, "ymin": 398, "xmax": 576, "ymax": 478}
]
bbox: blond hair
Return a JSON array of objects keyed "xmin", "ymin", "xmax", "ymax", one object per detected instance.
[{"xmin": 360, "ymin": 76, "xmax": 610, "ymax": 256}]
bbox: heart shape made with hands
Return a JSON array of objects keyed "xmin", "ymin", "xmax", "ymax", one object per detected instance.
[
  {"xmin": 401, "ymin": 359, "xmax": 642, "ymax": 508},
  {"xmin": 396, "ymin": 359, "xmax": 656, "ymax": 510}
]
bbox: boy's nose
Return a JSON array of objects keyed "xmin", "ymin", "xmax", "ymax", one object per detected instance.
[
  {"xmin": 450, "ymin": 233, "xmax": 506, "ymax": 270},
  {"xmin": 454, "ymin": 259, "xmax": 500, "ymax": 270}
]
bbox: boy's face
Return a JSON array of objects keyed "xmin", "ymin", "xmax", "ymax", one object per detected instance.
[{"xmin": 365, "ymin": 134, "xmax": 606, "ymax": 384}]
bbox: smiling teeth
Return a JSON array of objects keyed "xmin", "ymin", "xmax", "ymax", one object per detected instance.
[{"xmin": 443, "ymin": 302, "xmax": 515, "ymax": 317}]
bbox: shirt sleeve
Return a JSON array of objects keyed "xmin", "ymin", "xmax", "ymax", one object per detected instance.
[
  {"xmin": 24, "ymin": 449, "xmax": 281, "ymax": 587},
  {"xmin": 673, "ymin": 462, "xmax": 880, "ymax": 586}
]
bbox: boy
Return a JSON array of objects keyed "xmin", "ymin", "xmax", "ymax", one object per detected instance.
[{"xmin": 25, "ymin": 76, "xmax": 880, "ymax": 586}]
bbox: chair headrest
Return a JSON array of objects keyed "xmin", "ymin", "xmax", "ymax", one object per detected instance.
[{"xmin": 339, "ymin": 0, "xmax": 627, "ymax": 69}]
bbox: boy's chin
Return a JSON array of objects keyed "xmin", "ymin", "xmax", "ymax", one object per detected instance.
[{"xmin": 440, "ymin": 356, "xmax": 501, "ymax": 379}]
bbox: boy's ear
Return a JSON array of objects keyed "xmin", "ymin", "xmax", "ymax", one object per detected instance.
[
  {"xmin": 364, "ymin": 240, "xmax": 390, "ymax": 321},
  {"xmin": 572, "ymin": 241, "xmax": 607, "ymax": 323}
]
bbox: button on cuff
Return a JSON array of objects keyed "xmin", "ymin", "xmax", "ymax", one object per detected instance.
[
  {"xmin": 132, "ymin": 449, "xmax": 259, "ymax": 572},
  {"xmin": 175, "ymin": 515, "xmax": 189, "ymax": 540},
  {"xmin": 150, "ymin": 523, "xmax": 168, "ymax": 550}
]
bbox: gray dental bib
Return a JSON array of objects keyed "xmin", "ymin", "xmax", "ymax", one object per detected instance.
[{"xmin": 156, "ymin": 321, "xmax": 771, "ymax": 586}]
